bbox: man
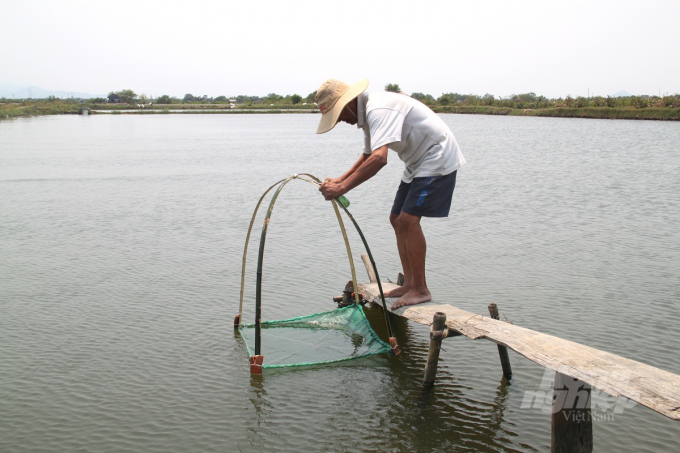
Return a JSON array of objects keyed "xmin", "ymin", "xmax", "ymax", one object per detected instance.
[{"xmin": 316, "ymin": 79, "xmax": 465, "ymax": 309}]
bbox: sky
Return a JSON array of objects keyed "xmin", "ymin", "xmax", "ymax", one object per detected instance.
[{"xmin": 1, "ymin": 0, "xmax": 679, "ymax": 99}]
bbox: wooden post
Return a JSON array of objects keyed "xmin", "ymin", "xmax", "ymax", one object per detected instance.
[
  {"xmin": 360, "ymin": 253, "xmax": 377, "ymax": 283},
  {"xmin": 488, "ymin": 303, "xmax": 512, "ymax": 380},
  {"xmin": 551, "ymin": 371, "xmax": 593, "ymax": 453},
  {"xmin": 423, "ymin": 312, "xmax": 447, "ymax": 387}
]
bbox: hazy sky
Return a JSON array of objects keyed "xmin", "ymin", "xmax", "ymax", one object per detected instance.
[{"xmin": 2, "ymin": 0, "xmax": 678, "ymax": 99}]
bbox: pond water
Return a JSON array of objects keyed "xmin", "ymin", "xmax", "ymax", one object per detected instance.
[{"xmin": 1, "ymin": 113, "xmax": 679, "ymax": 452}]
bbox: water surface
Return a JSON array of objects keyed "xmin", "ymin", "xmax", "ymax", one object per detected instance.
[{"xmin": 1, "ymin": 114, "xmax": 679, "ymax": 452}]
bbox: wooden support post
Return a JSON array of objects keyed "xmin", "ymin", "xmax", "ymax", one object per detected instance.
[
  {"xmin": 488, "ymin": 303, "xmax": 512, "ymax": 380},
  {"xmin": 360, "ymin": 253, "xmax": 378, "ymax": 283},
  {"xmin": 551, "ymin": 371, "xmax": 593, "ymax": 453},
  {"xmin": 423, "ymin": 312, "xmax": 447, "ymax": 387}
]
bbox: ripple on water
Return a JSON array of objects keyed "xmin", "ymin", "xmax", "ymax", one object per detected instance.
[{"xmin": 1, "ymin": 114, "xmax": 679, "ymax": 452}]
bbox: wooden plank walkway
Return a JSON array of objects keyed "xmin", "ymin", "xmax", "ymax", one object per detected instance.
[{"xmin": 359, "ymin": 281, "xmax": 680, "ymax": 420}]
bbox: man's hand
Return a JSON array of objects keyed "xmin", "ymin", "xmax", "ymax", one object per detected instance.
[
  {"xmin": 323, "ymin": 177, "xmax": 342, "ymax": 185},
  {"xmin": 318, "ymin": 146, "xmax": 387, "ymax": 201},
  {"xmin": 319, "ymin": 179, "xmax": 346, "ymax": 200}
]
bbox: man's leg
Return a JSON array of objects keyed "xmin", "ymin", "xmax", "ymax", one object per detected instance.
[
  {"xmin": 384, "ymin": 213, "xmax": 412, "ymax": 298},
  {"xmin": 391, "ymin": 212, "xmax": 431, "ymax": 309}
]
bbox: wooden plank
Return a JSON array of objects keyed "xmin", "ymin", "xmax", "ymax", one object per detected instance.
[{"xmin": 360, "ymin": 282, "xmax": 680, "ymax": 420}]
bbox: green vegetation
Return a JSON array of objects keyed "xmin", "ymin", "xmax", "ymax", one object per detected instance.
[
  {"xmin": 432, "ymin": 105, "xmax": 680, "ymax": 120},
  {"xmin": 412, "ymin": 92, "xmax": 435, "ymax": 103},
  {"xmin": 1, "ymin": 99, "xmax": 85, "ymax": 119},
  {"xmin": 111, "ymin": 89, "xmax": 137, "ymax": 104},
  {"xmin": 2, "ymin": 87, "xmax": 678, "ymax": 121},
  {"xmin": 421, "ymin": 91, "xmax": 680, "ymax": 111}
]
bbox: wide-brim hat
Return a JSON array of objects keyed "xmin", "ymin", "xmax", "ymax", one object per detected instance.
[{"xmin": 315, "ymin": 78, "xmax": 369, "ymax": 134}]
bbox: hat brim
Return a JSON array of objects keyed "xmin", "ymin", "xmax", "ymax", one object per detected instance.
[{"xmin": 316, "ymin": 79, "xmax": 369, "ymax": 134}]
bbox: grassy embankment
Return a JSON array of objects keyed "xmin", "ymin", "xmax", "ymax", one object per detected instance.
[
  {"xmin": 1, "ymin": 101, "xmax": 85, "ymax": 119},
  {"xmin": 432, "ymin": 105, "xmax": 680, "ymax": 120},
  {"xmin": 0, "ymin": 101, "xmax": 317, "ymax": 119},
  {"xmin": 3, "ymin": 100, "xmax": 679, "ymax": 121}
]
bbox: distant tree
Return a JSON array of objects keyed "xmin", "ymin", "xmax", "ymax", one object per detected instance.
[
  {"xmin": 264, "ymin": 93, "xmax": 283, "ymax": 104},
  {"xmin": 385, "ymin": 83, "xmax": 401, "ymax": 93},
  {"xmin": 90, "ymin": 97, "xmax": 107, "ymax": 104},
  {"xmin": 214, "ymin": 95, "xmax": 228, "ymax": 102},
  {"xmin": 115, "ymin": 89, "xmax": 137, "ymax": 104},
  {"xmin": 139, "ymin": 94, "xmax": 149, "ymax": 103},
  {"xmin": 482, "ymin": 93, "xmax": 495, "ymax": 106},
  {"xmin": 156, "ymin": 95, "xmax": 172, "ymax": 104},
  {"xmin": 183, "ymin": 93, "xmax": 195, "ymax": 102},
  {"xmin": 305, "ymin": 91, "xmax": 317, "ymax": 103},
  {"xmin": 235, "ymin": 95, "xmax": 261, "ymax": 104},
  {"xmin": 291, "ymin": 94, "xmax": 302, "ymax": 105},
  {"xmin": 411, "ymin": 92, "xmax": 434, "ymax": 103},
  {"xmin": 437, "ymin": 92, "xmax": 466, "ymax": 105}
]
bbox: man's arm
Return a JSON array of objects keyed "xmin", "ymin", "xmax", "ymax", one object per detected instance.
[
  {"xmin": 326, "ymin": 152, "xmax": 369, "ymax": 184},
  {"xmin": 320, "ymin": 146, "xmax": 388, "ymax": 200}
]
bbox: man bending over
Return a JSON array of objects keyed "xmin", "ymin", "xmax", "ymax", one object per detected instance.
[{"xmin": 316, "ymin": 79, "xmax": 465, "ymax": 309}]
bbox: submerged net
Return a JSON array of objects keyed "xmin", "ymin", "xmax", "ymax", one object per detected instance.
[{"xmin": 239, "ymin": 304, "xmax": 391, "ymax": 369}]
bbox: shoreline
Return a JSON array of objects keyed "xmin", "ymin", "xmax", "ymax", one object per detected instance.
[
  {"xmin": 431, "ymin": 105, "xmax": 680, "ymax": 121},
  {"xmin": 2, "ymin": 102, "xmax": 679, "ymax": 121}
]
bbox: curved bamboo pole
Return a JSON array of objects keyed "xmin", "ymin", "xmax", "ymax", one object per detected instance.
[
  {"xmin": 237, "ymin": 177, "xmax": 289, "ymax": 326},
  {"xmin": 333, "ymin": 202, "xmax": 396, "ymax": 343},
  {"xmin": 252, "ymin": 175, "xmax": 360, "ymax": 355},
  {"xmin": 295, "ymin": 174, "xmax": 360, "ymax": 302},
  {"xmin": 238, "ymin": 175, "xmax": 360, "ymax": 325},
  {"xmin": 254, "ymin": 178, "xmax": 293, "ymax": 354},
  {"xmin": 297, "ymin": 174, "xmax": 397, "ymax": 353}
]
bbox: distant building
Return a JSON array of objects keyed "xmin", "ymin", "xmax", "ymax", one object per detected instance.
[{"xmin": 108, "ymin": 93, "xmax": 123, "ymax": 103}]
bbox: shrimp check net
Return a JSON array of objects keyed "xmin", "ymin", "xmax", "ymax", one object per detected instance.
[
  {"xmin": 238, "ymin": 304, "xmax": 391, "ymax": 369},
  {"xmin": 237, "ymin": 174, "xmax": 398, "ymax": 372}
]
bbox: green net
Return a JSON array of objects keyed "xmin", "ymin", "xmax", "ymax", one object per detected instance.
[{"xmin": 238, "ymin": 305, "xmax": 392, "ymax": 369}]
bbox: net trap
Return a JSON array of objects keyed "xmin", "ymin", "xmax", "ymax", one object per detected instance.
[{"xmin": 235, "ymin": 174, "xmax": 400, "ymax": 374}]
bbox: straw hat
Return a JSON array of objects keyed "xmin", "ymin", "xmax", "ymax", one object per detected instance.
[{"xmin": 315, "ymin": 78, "xmax": 369, "ymax": 134}]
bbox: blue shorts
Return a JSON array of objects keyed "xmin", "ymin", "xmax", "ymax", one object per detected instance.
[{"xmin": 390, "ymin": 170, "xmax": 457, "ymax": 218}]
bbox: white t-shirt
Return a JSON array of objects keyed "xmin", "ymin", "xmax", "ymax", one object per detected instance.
[{"xmin": 357, "ymin": 91, "xmax": 466, "ymax": 183}]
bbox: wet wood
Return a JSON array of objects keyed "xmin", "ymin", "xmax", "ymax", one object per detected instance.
[
  {"xmin": 360, "ymin": 253, "xmax": 377, "ymax": 283},
  {"xmin": 552, "ymin": 371, "xmax": 593, "ymax": 453},
  {"xmin": 423, "ymin": 312, "xmax": 447, "ymax": 387},
  {"xmin": 488, "ymin": 303, "xmax": 512, "ymax": 380},
  {"xmin": 360, "ymin": 281, "xmax": 680, "ymax": 420}
]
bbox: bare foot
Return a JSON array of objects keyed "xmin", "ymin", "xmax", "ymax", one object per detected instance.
[
  {"xmin": 384, "ymin": 285, "xmax": 410, "ymax": 298},
  {"xmin": 391, "ymin": 290, "xmax": 432, "ymax": 310}
]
